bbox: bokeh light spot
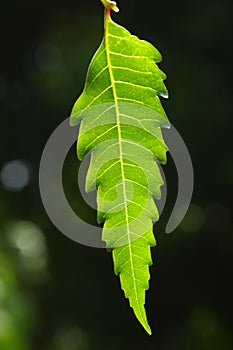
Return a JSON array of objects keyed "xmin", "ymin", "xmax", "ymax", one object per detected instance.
[
  {"xmin": 5, "ymin": 221, "xmax": 49, "ymax": 279},
  {"xmin": 0, "ymin": 160, "xmax": 30, "ymax": 192},
  {"xmin": 7, "ymin": 221, "xmax": 46, "ymax": 259},
  {"xmin": 188, "ymin": 308, "xmax": 218, "ymax": 338},
  {"xmin": 53, "ymin": 326, "xmax": 88, "ymax": 350},
  {"xmin": 35, "ymin": 43, "xmax": 62, "ymax": 72},
  {"xmin": 179, "ymin": 203, "xmax": 205, "ymax": 233}
]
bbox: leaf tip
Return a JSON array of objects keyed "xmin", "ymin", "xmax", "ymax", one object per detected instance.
[
  {"xmin": 138, "ymin": 315, "xmax": 152, "ymax": 335},
  {"xmin": 132, "ymin": 303, "xmax": 153, "ymax": 336},
  {"xmin": 143, "ymin": 321, "xmax": 152, "ymax": 335}
]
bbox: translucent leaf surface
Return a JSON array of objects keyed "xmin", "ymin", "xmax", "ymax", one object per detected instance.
[{"xmin": 70, "ymin": 5, "xmax": 169, "ymax": 334}]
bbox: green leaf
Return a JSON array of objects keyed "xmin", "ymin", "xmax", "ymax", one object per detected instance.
[{"xmin": 70, "ymin": 4, "xmax": 169, "ymax": 335}]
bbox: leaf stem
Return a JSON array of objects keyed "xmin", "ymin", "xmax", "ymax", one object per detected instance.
[
  {"xmin": 105, "ymin": 7, "xmax": 111, "ymax": 19},
  {"xmin": 100, "ymin": 0, "xmax": 119, "ymax": 13}
]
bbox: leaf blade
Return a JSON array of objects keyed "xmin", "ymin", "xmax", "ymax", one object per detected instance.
[{"xmin": 70, "ymin": 12, "xmax": 169, "ymax": 334}]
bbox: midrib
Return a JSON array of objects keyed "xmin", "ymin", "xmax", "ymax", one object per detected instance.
[{"xmin": 104, "ymin": 13, "xmax": 139, "ymax": 307}]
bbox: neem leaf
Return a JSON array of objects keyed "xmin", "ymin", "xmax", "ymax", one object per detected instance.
[{"xmin": 70, "ymin": 1, "xmax": 169, "ymax": 334}]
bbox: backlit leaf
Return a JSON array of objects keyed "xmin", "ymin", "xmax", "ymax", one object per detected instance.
[{"xmin": 70, "ymin": 2, "xmax": 169, "ymax": 334}]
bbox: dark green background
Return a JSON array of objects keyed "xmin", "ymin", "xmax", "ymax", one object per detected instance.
[{"xmin": 0, "ymin": 0, "xmax": 232, "ymax": 349}]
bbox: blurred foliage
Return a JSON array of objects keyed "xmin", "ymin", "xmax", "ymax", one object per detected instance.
[{"xmin": 0, "ymin": 0, "xmax": 233, "ymax": 349}]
